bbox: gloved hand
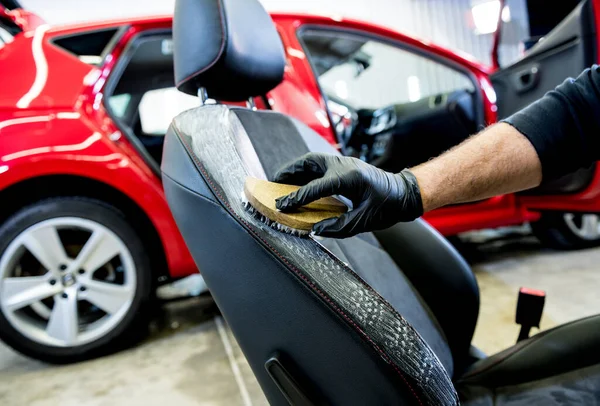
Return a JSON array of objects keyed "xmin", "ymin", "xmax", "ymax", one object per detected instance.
[{"xmin": 273, "ymin": 152, "xmax": 424, "ymax": 238}]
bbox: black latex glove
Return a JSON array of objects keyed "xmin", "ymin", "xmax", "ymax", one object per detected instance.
[{"xmin": 273, "ymin": 152, "xmax": 424, "ymax": 238}]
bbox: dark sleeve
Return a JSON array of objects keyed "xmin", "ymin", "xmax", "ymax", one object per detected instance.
[{"xmin": 502, "ymin": 65, "xmax": 600, "ymax": 181}]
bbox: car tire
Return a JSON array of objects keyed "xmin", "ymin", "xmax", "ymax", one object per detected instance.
[
  {"xmin": 530, "ymin": 211, "xmax": 600, "ymax": 250},
  {"xmin": 0, "ymin": 197, "xmax": 153, "ymax": 363}
]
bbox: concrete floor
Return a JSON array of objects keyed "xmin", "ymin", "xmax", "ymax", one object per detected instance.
[
  {"xmin": 1, "ymin": 229, "xmax": 600, "ymax": 405},
  {"xmin": 0, "ymin": 297, "xmax": 269, "ymax": 406}
]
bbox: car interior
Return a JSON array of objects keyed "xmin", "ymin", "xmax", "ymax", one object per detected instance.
[
  {"xmin": 51, "ymin": 26, "xmax": 189, "ymax": 170},
  {"xmin": 104, "ymin": 33, "xmax": 198, "ymax": 168},
  {"xmin": 299, "ymin": 32, "xmax": 481, "ymax": 172},
  {"xmin": 160, "ymin": 0, "xmax": 600, "ymax": 405}
]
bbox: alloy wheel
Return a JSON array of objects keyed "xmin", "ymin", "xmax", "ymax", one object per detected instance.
[
  {"xmin": 0, "ymin": 217, "xmax": 136, "ymax": 347},
  {"xmin": 563, "ymin": 213, "xmax": 600, "ymax": 240}
]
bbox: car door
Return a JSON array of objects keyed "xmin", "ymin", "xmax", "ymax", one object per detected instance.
[
  {"xmin": 272, "ymin": 14, "xmax": 535, "ymax": 236},
  {"xmin": 296, "ymin": 29, "xmax": 482, "ymax": 171},
  {"xmin": 491, "ymin": 0, "xmax": 598, "ymax": 195}
]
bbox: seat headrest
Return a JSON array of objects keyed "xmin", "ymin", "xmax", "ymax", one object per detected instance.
[{"xmin": 173, "ymin": 0, "xmax": 286, "ymax": 101}]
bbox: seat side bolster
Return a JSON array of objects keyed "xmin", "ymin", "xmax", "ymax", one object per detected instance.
[
  {"xmin": 161, "ymin": 124, "xmax": 219, "ymax": 203},
  {"xmin": 374, "ymin": 220, "xmax": 479, "ymax": 375}
]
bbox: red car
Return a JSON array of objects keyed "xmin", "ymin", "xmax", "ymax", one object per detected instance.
[{"xmin": 0, "ymin": 0, "xmax": 598, "ymax": 362}]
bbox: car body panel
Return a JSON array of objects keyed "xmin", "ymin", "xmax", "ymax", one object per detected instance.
[
  {"xmin": 0, "ymin": 25, "xmax": 95, "ymax": 110},
  {"xmin": 0, "ymin": 107, "xmax": 197, "ymax": 278}
]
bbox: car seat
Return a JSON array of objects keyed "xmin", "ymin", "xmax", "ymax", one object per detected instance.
[{"xmin": 161, "ymin": 0, "xmax": 600, "ymax": 404}]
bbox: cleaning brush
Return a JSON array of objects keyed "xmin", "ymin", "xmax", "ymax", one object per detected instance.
[{"xmin": 241, "ymin": 177, "xmax": 348, "ymax": 237}]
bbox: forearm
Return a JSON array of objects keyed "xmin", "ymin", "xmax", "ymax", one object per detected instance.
[{"xmin": 411, "ymin": 123, "xmax": 542, "ymax": 212}]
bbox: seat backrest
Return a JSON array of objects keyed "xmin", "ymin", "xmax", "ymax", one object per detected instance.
[
  {"xmin": 162, "ymin": 104, "xmax": 458, "ymax": 405},
  {"xmin": 162, "ymin": 0, "xmax": 477, "ymax": 404}
]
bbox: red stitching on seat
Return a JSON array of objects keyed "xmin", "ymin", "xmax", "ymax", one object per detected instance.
[
  {"xmin": 171, "ymin": 122, "xmax": 424, "ymax": 406},
  {"xmin": 175, "ymin": 0, "xmax": 227, "ymax": 89}
]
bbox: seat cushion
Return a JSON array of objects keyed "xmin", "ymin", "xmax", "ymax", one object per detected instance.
[
  {"xmin": 458, "ymin": 314, "xmax": 600, "ymax": 389},
  {"xmin": 458, "ymin": 315, "xmax": 600, "ymax": 405},
  {"xmin": 460, "ymin": 364, "xmax": 600, "ymax": 406},
  {"xmin": 162, "ymin": 104, "xmax": 458, "ymax": 405},
  {"xmin": 375, "ymin": 221, "xmax": 480, "ymax": 376}
]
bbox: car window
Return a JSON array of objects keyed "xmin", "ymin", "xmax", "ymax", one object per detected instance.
[
  {"xmin": 495, "ymin": 0, "xmax": 533, "ymax": 67},
  {"xmin": 138, "ymin": 87, "xmax": 199, "ymax": 136},
  {"xmin": 301, "ymin": 31, "xmax": 474, "ymax": 111},
  {"xmin": 496, "ymin": 0, "xmax": 580, "ymax": 67}
]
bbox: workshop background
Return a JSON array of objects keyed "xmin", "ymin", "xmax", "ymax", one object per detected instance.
[{"xmin": 1, "ymin": 0, "xmax": 598, "ymax": 405}]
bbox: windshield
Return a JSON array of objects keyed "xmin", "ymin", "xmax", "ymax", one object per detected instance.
[
  {"xmin": 304, "ymin": 31, "xmax": 475, "ymax": 111},
  {"xmin": 318, "ymin": 56, "xmax": 372, "ymax": 110}
]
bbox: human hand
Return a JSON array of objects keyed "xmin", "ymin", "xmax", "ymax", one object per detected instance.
[{"xmin": 273, "ymin": 153, "xmax": 423, "ymax": 238}]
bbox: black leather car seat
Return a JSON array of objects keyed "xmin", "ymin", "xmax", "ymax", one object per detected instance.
[{"xmin": 162, "ymin": 0, "xmax": 600, "ymax": 405}]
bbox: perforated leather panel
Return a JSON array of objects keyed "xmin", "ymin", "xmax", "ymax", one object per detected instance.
[{"xmin": 169, "ymin": 105, "xmax": 459, "ymax": 405}]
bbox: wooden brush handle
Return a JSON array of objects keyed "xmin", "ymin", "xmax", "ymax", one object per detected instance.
[{"xmin": 244, "ymin": 177, "xmax": 347, "ymax": 231}]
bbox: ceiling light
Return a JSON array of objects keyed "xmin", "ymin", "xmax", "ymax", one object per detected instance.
[
  {"xmin": 407, "ymin": 76, "xmax": 421, "ymax": 102},
  {"xmin": 471, "ymin": 0, "xmax": 501, "ymax": 35},
  {"xmin": 502, "ymin": 5, "xmax": 511, "ymax": 22}
]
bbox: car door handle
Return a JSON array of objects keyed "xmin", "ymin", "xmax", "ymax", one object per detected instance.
[{"xmin": 513, "ymin": 65, "xmax": 540, "ymax": 94}]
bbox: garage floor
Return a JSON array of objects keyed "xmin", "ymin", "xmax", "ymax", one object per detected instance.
[{"xmin": 1, "ymin": 228, "xmax": 600, "ymax": 406}]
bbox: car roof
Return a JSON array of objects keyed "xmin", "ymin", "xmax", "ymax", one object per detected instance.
[
  {"xmin": 46, "ymin": 14, "xmax": 173, "ymax": 35},
  {"xmin": 44, "ymin": 11, "xmax": 353, "ymax": 35}
]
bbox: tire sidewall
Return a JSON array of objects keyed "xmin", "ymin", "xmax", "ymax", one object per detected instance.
[
  {"xmin": 0, "ymin": 198, "xmax": 152, "ymax": 363},
  {"xmin": 531, "ymin": 212, "xmax": 600, "ymax": 250}
]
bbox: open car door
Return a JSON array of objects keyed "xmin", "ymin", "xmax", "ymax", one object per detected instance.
[
  {"xmin": 491, "ymin": 0, "xmax": 598, "ymax": 195},
  {"xmin": 492, "ymin": 0, "xmax": 600, "ymax": 250}
]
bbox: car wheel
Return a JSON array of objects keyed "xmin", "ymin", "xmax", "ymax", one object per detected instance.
[
  {"xmin": 0, "ymin": 198, "xmax": 153, "ymax": 363},
  {"xmin": 530, "ymin": 211, "xmax": 600, "ymax": 250}
]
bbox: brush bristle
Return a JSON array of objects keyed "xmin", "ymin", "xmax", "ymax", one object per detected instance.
[{"xmin": 241, "ymin": 192, "xmax": 310, "ymax": 237}]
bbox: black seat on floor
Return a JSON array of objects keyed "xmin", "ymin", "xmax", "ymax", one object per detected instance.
[{"xmin": 161, "ymin": 0, "xmax": 600, "ymax": 404}]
